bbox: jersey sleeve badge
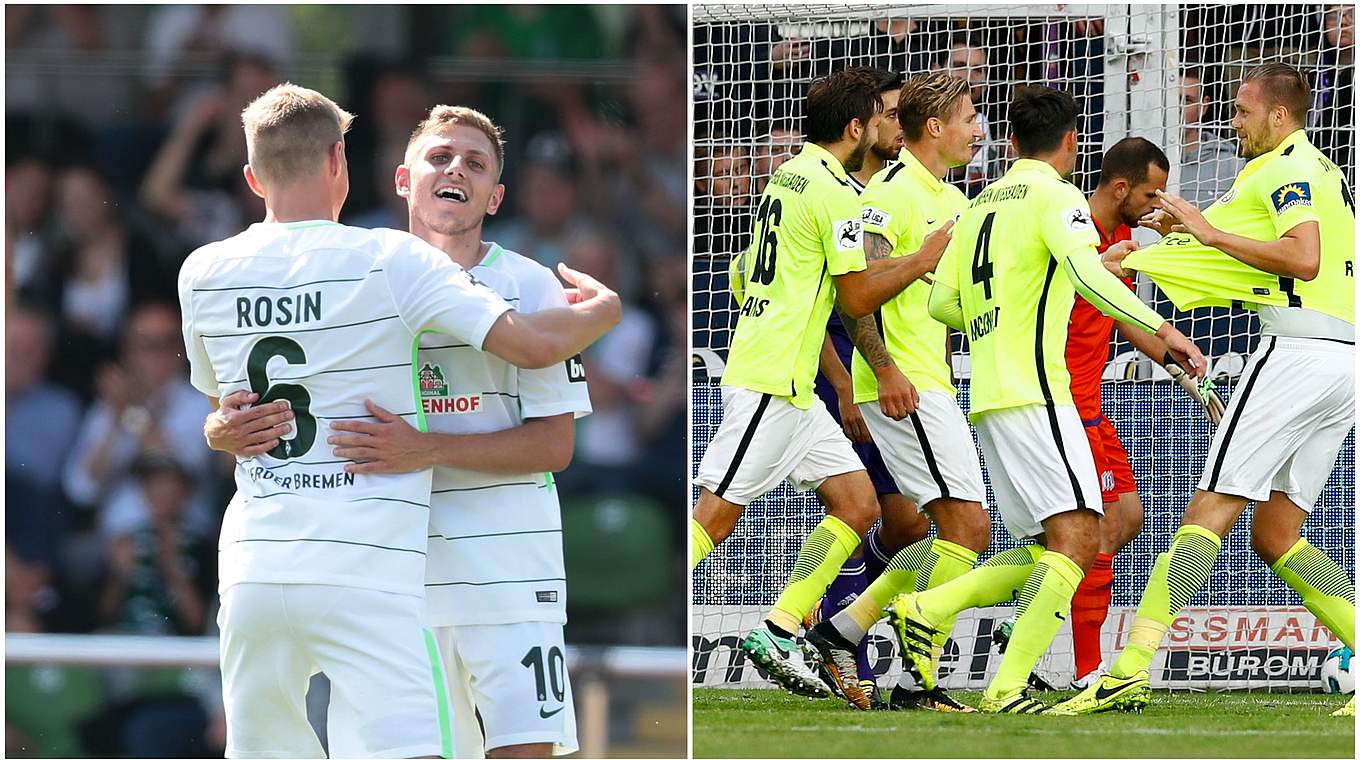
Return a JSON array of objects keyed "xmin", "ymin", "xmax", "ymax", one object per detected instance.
[
  {"xmin": 835, "ymin": 219, "xmax": 862, "ymax": 251},
  {"xmin": 1062, "ymin": 208, "xmax": 1094, "ymax": 231},
  {"xmin": 1271, "ymin": 182, "xmax": 1312, "ymax": 214},
  {"xmin": 862, "ymin": 206, "xmax": 891, "ymax": 228}
]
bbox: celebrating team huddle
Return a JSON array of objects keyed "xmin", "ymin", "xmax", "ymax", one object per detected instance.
[
  {"xmin": 180, "ymin": 85, "xmax": 620, "ymax": 757},
  {"xmin": 692, "ymin": 61, "xmax": 1354, "ymax": 718}
]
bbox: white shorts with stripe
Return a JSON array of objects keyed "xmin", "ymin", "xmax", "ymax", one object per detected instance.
[
  {"xmin": 436, "ymin": 622, "xmax": 578, "ymax": 757},
  {"xmin": 695, "ymin": 386, "xmax": 863, "ymax": 506},
  {"xmin": 974, "ymin": 404, "xmax": 1103, "ymax": 540},
  {"xmin": 1199, "ymin": 335, "xmax": 1355, "ymax": 511},
  {"xmin": 859, "ymin": 391, "xmax": 987, "ymax": 507},
  {"xmin": 219, "ymin": 583, "xmax": 449, "ymax": 759}
]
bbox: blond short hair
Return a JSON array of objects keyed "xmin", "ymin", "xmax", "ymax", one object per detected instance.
[
  {"xmin": 897, "ymin": 73, "xmax": 972, "ymax": 142},
  {"xmin": 405, "ymin": 105, "xmax": 506, "ymax": 174},
  {"xmin": 241, "ymin": 83, "xmax": 354, "ymax": 187}
]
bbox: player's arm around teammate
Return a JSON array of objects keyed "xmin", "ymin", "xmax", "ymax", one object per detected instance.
[
  {"xmin": 804, "ymin": 74, "xmax": 997, "ymax": 713},
  {"xmin": 692, "ymin": 69, "xmax": 913, "ymax": 699}
]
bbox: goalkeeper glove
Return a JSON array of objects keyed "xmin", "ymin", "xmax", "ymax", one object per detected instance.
[{"xmin": 1165, "ymin": 352, "xmax": 1225, "ymax": 424}]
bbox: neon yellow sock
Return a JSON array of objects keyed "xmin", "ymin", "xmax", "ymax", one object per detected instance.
[
  {"xmin": 916, "ymin": 544, "xmax": 1044, "ymax": 625},
  {"xmin": 842, "ymin": 537, "xmax": 934, "ymax": 636},
  {"xmin": 1111, "ymin": 524, "xmax": 1221, "ymax": 679},
  {"xmin": 919, "ymin": 539, "xmax": 980, "ymax": 651},
  {"xmin": 769, "ymin": 515, "xmax": 861, "ymax": 634},
  {"xmin": 691, "ymin": 519, "xmax": 715, "ymax": 570},
  {"xmin": 986, "ymin": 550, "xmax": 1084, "ymax": 700},
  {"xmin": 1272, "ymin": 538, "xmax": 1355, "ymax": 651}
]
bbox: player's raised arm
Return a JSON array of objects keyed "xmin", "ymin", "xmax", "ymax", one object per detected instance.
[{"xmin": 384, "ymin": 234, "xmax": 620, "ymax": 370}]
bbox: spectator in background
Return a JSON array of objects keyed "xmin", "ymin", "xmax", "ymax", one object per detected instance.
[
  {"xmin": 944, "ymin": 36, "xmax": 995, "ymax": 195},
  {"xmin": 558, "ymin": 229, "xmax": 655, "ymax": 490},
  {"xmin": 92, "ymin": 458, "xmax": 214, "ymax": 759},
  {"xmin": 1179, "ymin": 69, "xmax": 1241, "ymax": 208},
  {"xmin": 631, "ymin": 252, "xmax": 687, "ymax": 507},
  {"xmin": 694, "ymin": 145, "xmax": 751, "ymax": 206},
  {"xmin": 7, "ymin": 308, "xmax": 81, "ymax": 635},
  {"xmin": 99, "ymin": 455, "xmax": 213, "ymax": 636},
  {"xmin": 141, "ymin": 5, "xmax": 292, "ymax": 120},
  {"xmin": 751, "ymin": 125, "xmax": 801, "ymax": 191},
  {"xmin": 1311, "ymin": 4, "xmax": 1354, "ymax": 185},
  {"xmin": 5, "ymin": 156, "xmax": 57, "ymax": 299},
  {"xmin": 140, "ymin": 53, "xmax": 278, "ymax": 249},
  {"xmin": 342, "ymin": 61, "xmax": 432, "ymax": 225},
  {"xmin": 7, "ymin": 306, "xmax": 82, "ymax": 508},
  {"xmin": 487, "ymin": 132, "xmax": 590, "ymax": 271},
  {"xmin": 38, "ymin": 166, "xmax": 176, "ymax": 391},
  {"xmin": 62, "ymin": 302, "xmax": 214, "ymax": 538}
]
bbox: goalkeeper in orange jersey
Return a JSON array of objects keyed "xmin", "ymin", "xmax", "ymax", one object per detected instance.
[{"xmin": 1055, "ymin": 137, "xmax": 1225, "ymax": 688}]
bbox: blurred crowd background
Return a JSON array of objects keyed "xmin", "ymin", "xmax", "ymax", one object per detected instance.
[
  {"xmin": 694, "ymin": 3, "xmax": 1352, "ymax": 214},
  {"xmin": 6, "ymin": 5, "xmax": 686, "ymax": 757}
]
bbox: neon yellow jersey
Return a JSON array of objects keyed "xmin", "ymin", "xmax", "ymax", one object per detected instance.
[
  {"xmin": 935, "ymin": 159, "xmax": 1101, "ymax": 418},
  {"xmin": 723, "ymin": 143, "xmax": 868, "ymax": 407},
  {"xmin": 851, "ymin": 148, "xmax": 967, "ymax": 403},
  {"xmin": 1126, "ymin": 130, "xmax": 1354, "ymax": 325}
]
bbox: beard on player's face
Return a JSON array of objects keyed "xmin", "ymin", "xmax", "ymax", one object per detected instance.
[{"xmin": 844, "ymin": 129, "xmax": 873, "ymax": 173}]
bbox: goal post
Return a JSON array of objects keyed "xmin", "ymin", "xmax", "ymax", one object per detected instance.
[{"xmin": 692, "ymin": 3, "xmax": 1355, "ymax": 692}]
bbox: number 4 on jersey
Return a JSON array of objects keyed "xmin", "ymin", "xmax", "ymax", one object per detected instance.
[{"xmin": 971, "ymin": 211, "xmax": 996, "ymax": 299}]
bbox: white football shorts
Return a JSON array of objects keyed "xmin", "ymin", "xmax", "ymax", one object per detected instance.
[
  {"xmin": 695, "ymin": 386, "xmax": 863, "ymax": 506},
  {"xmin": 974, "ymin": 404, "xmax": 1104, "ymax": 540},
  {"xmin": 1199, "ymin": 335, "xmax": 1355, "ymax": 511},
  {"xmin": 219, "ymin": 583, "xmax": 450, "ymax": 759},
  {"xmin": 859, "ymin": 390, "xmax": 987, "ymax": 508}
]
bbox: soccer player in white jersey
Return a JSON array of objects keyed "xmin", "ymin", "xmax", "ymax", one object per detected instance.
[
  {"xmin": 210, "ymin": 104, "xmax": 593, "ymax": 757},
  {"xmin": 1056, "ymin": 63, "xmax": 1356, "ymax": 717},
  {"xmin": 180, "ymin": 84, "xmax": 618, "ymax": 758}
]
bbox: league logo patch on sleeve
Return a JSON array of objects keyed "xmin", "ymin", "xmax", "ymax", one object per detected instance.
[
  {"xmin": 1062, "ymin": 207, "xmax": 1094, "ymax": 231},
  {"xmin": 862, "ymin": 207, "xmax": 891, "ymax": 228},
  {"xmin": 566, "ymin": 353, "xmax": 587, "ymax": 383},
  {"xmin": 835, "ymin": 219, "xmax": 863, "ymax": 251},
  {"xmin": 1271, "ymin": 182, "xmax": 1312, "ymax": 214}
]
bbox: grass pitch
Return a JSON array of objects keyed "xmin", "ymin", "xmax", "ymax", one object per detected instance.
[{"xmin": 693, "ymin": 688, "xmax": 1354, "ymax": 758}]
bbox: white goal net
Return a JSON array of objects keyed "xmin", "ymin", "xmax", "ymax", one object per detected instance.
[{"xmin": 692, "ymin": 3, "xmax": 1355, "ymax": 692}]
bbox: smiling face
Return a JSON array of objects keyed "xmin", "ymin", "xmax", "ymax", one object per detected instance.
[
  {"xmin": 939, "ymin": 93, "xmax": 984, "ymax": 168},
  {"xmin": 398, "ymin": 123, "xmax": 505, "ymax": 238}
]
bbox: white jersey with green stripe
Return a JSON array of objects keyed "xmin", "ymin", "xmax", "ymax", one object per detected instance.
[
  {"xmin": 420, "ymin": 244, "xmax": 593, "ymax": 626},
  {"xmin": 724, "ymin": 142, "xmax": 868, "ymax": 408},
  {"xmin": 178, "ymin": 221, "xmax": 512, "ymax": 597},
  {"xmin": 852, "ymin": 147, "xmax": 968, "ymax": 402},
  {"xmin": 935, "ymin": 159, "xmax": 1108, "ymax": 418},
  {"xmin": 1126, "ymin": 129, "xmax": 1354, "ymax": 334}
]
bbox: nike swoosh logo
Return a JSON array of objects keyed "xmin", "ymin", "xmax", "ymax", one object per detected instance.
[
  {"xmin": 1055, "ymin": 611, "xmax": 1067, "ymax": 621},
  {"xmin": 1095, "ymin": 682, "xmax": 1135, "ymax": 700},
  {"xmin": 926, "ymin": 219, "xmax": 937, "ymax": 225},
  {"xmin": 539, "ymin": 705, "xmax": 565, "ymax": 719}
]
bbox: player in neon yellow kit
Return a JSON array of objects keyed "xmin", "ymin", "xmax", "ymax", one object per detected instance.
[
  {"xmin": 692, "ymin": 68, "xmax": 954, "ymax": 698},
  {"xmin": 1056, "ymin": 63, "xmax": 1356, "ymax": 717},
  {"xmin": 888, "ymin": 85, "xmax": 1206, "ymax": 714},
  {"xmin": 803, "ymin": 72, "xmax": 990, "ymax": 713}
]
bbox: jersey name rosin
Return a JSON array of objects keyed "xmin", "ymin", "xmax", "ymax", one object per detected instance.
[{"xmin": 236, "ymin": 291, "xmax": 322, "ymax": 328}]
